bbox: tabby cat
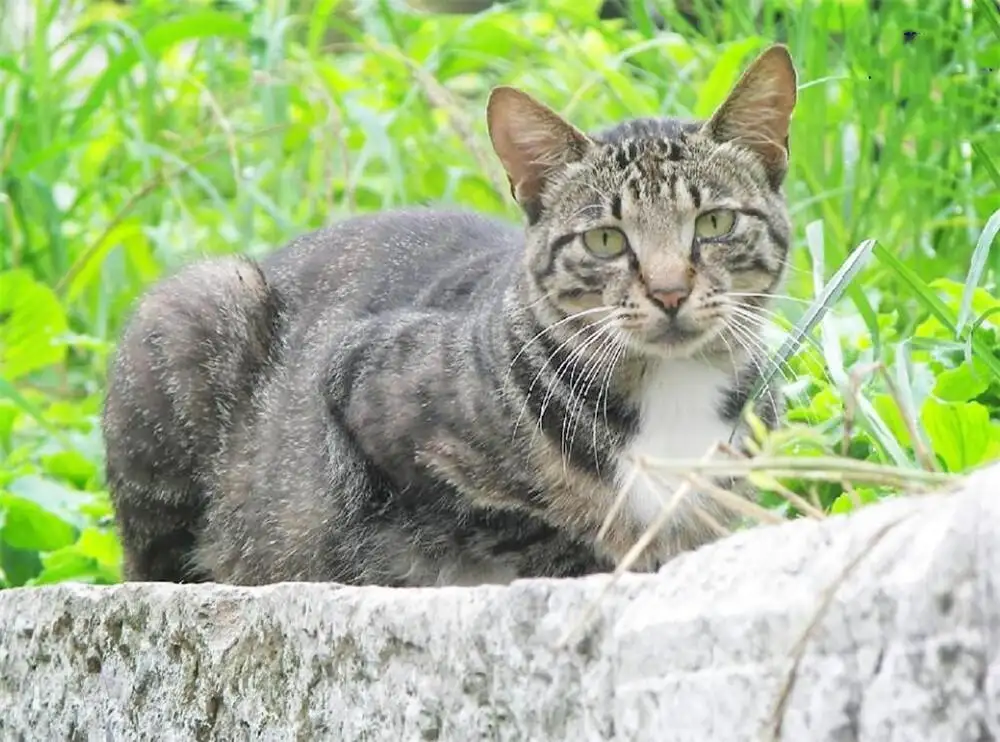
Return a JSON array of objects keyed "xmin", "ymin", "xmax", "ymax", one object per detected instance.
[{"xmin": 102, "ymin": 45, "xmax": 797, "ymax": 587}]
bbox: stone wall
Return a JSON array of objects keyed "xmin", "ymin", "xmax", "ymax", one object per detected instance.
[{"xmin": 1, "ymin": 464, "xmax": 998, "ymax": 741}]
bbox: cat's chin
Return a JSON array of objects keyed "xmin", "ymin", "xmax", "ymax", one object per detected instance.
[{"xmin": 625, "ymin": 326, "xmax": 720, "ymax": 360}]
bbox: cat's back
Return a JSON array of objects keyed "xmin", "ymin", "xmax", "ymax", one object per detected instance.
[{"xmin": 260, "ymin": 207, "xmax": 522, "ymax": 315}]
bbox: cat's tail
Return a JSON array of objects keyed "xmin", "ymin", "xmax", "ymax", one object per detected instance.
[{"xmin": 102, "ymin": 256, "xmax": 282, "ymax": 582}]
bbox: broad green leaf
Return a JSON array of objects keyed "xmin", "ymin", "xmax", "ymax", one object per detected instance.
[
  {"xmin": 75, "ymin": 527, "xmax": 123, "ymax": 569},
  {"xmin": 0, "ymin": 541, "xmax": 43, "ymax": 588},
  {"xmin": 0, "ymin": 494, "xmax": 77, "ymax": 552},
  {"xmin": 921, "ymin": 398, "xmax": 1000, "ymax": 472},
  {"xmin": 32, "ymin": 551, "xmax": 104, "ymax": 586},
  {"xmin": 41, "ymin": 450, "xmax": 100, "ymax": 489},
  {"xmin": 7, "ymin": 475, "xmax": 91, "ymax": 529},
  {"xmin": 786, "ymin": 384, "xmax": 840, "ymax": 424},
  {"xmin": 915, "ymin": 315, "xmax": 951, "ymax": 341},
  {"xmin": 933, "ymin": 359, "xmax": 992, "ymax": 403},
  {"xmin": 0, "ymin": 271, "xmax": 69, "ymax": 380},
  {"xmin": 32, "ymin": 529, "xmax": 121, "ymax": 585}
]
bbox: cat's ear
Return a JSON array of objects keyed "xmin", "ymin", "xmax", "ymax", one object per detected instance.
[
  {"xmin": 487, "ymin": 87, "xmax": 593, "ymax": 216},
  {"xmin": 703, "ymin": 44, "xmax": 797, "ymax": 187}
]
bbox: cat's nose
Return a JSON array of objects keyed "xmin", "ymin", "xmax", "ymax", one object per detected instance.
[{"xmin": 650, "ymin": 285, "xmax": 690, "ymax": 311}]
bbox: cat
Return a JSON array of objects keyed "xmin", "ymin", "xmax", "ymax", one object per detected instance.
[{"xmin": 101, "ymin": 44, "xmax": 796, "ymax": 587}]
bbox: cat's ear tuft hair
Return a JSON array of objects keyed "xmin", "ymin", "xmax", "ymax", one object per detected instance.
[
  {"xmin": 704, "ymin": 44, "xmax": 797, "ymax": 188},
  {"xmin": 487, "ymin": 87, "xmax": 593, "ymax": 218}
]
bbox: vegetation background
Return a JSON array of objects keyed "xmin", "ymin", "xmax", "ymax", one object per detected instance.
[{"xmin": 0, "ymin": 0, "xmax": 997, "ymax": 588}]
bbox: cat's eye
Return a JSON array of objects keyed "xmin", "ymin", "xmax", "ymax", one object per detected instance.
[
  {"xmin": 581, "ymin": 228, "xmax": 628, "ymax": 258},
  {"xmin": 694, "ymin": 209, "xmax": 736, "ymax": 239}
]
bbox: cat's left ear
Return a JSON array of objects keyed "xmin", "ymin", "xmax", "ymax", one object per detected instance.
[
  {"xmin": 487, "ymin": 87, "xmax": 593, "ymax": 218},
  {"xmin": 703, "ymin": 44, "xmax": 798, "ymax": 188}
]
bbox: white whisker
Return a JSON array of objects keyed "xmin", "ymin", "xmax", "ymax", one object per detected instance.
[
  {"xmin": 510, "ymin": 311, "xmax": 619, "ymax": 442},
  {"xmin": 533, "ymin": 313, "xmax": 622, "ymax": 440},
  {"xmin": 547, "ymin": 317, "xmax": 624, "ymax": 475},
  {"xmin": 726, "ymin": 304, "xmax": 834, "ymax": 390},
  {"xmin": 566, "ymin": 325, "xmax": 624, "ymax": 469},
  {"xmin": 504, "ymin": 304, "xmax": 617, "ymax": 390},
  {"xmin": 591, "ymin": 337, "xmax": 628, "ymax": 477}
]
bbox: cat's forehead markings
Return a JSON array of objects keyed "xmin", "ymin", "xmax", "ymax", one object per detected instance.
[
  {"xmin": 637, "ymin": 150, "xmax": 665, "ymax": 184},
  {"xmin": 624, "ymin": 173, "xmax": 647, "ymax": 202},
  {"xmin": 658, "ymin": 173, "xmax": 678, "ymax": 200},
  {"xmin": 609, "ymin": 139, "xmax": 639, "ymax": 171},
  {"xmin": 686, "ymin": 180, "xmax": 702, "ymax": 210},
  {"xmin": 610, "ymin": 193, "xmax": 623, "ymax": 220}
]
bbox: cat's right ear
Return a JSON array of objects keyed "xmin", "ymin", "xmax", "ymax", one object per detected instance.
[
  {"xmin": 703, "ymin": 44, "xmax": 797, "ymax": 188},
  {"xmin": 487, "ymin": 87, "xmax": 593, "ymax": 218}
]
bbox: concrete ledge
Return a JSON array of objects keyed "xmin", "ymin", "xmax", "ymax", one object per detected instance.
[{"xmin": 2, "ymin": 466, "xmax": 999, "ymax": 741}]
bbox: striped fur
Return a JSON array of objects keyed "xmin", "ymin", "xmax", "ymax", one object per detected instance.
[{"xmin": 103, "ymin": 45, "xmax": 797, "ymax": 586}]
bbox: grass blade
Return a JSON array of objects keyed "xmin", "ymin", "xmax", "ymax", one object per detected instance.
[
  {"xmin": 71, "ymin": 12, "xmax": 250, "ymax": 132},
  {"xmin": 965, "ymin": 306, "xmax": 1000, "ymax": 366},
  {"xmin": 803, "ymin": 225, "xmax": 910, "ymax": 466},
  {"xmin": 744, "ymin": 235, "xmax": 876, "ymax": 411},
  {"xmin": 971, "ymin": 142, "xmax": 1000, "ymax": 190},
  {"xmin": 956, "ymin": 207, "xmax": 1000, "ymax": 335},
  {"xmin": 974, "ymin": 0, "xmax": 1000, "ymax": 41}
]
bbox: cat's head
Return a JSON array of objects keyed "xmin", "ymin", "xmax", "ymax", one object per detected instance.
[{"xmin": 487, "ymin": 44, "xmax": 797, "ymax": 360}]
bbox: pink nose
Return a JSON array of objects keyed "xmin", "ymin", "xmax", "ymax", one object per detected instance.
[{"xmin": 652, "ymin": 286, "xmax": 689, "ymax": 310}]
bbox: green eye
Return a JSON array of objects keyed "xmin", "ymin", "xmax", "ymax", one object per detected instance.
[
  {"xmin": 581, "ymin": 227, "xmax": 628, "ymax": 258},
  {"xmin": 694, "ymin": 209, "xmax": 736, "ymax": 239}
]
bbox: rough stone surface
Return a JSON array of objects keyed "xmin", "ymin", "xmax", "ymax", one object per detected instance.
[{"xmin": 2, "ymin": 465, "xmax": 999, "ymax": 741}]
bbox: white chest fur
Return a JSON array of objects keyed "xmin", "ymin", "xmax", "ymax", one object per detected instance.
[{"xmin": 614, "ymin": 359, "xmax": 733, "ymax": 530}]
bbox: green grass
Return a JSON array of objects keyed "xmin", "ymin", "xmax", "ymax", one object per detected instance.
[{"xmin": 0, "ymin": 0, "xmax": 998, "ymax": 588}]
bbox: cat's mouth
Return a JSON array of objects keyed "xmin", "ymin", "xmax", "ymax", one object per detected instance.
[
  {"xmin": 621, "ymin": 312, "xmax": 723, "ymax": 358},
  {"xmin": 642, "ymin": 315, "xmax": 701, "ymax": 343}
]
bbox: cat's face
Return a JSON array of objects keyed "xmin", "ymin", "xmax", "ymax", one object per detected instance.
[{"xmin": 488, "ymin": 45, "xmax": 797, "ymax": 360}]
